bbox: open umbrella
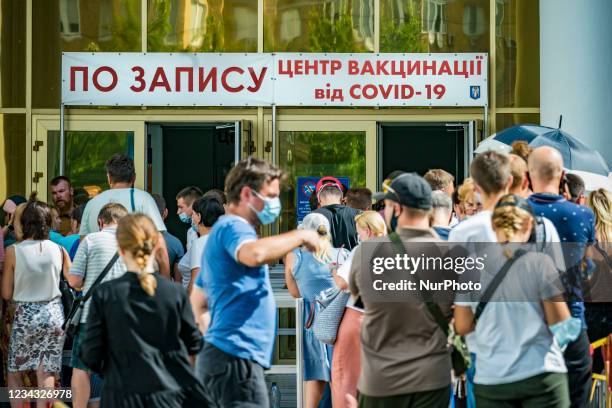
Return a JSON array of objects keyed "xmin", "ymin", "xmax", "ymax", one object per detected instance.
[
  {"xmin": 475, "ymin": 124, "xmax": 611, "ymax": 191},
  {"xmin": 474, "ymin": 124, "xmax": 549, "ymax": 154}
]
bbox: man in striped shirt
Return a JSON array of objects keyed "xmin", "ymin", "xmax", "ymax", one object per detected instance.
[{"xmin": 67, "ymin": 203, "xmax": 128, "ymax": 408}]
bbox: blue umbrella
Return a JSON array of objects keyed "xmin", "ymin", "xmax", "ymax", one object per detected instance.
[
  {"xmin": 530, "ymin": 129, "xmax": 609, "ymax": 176},
  {"xmin": 475, "ymin": 123, "xmax": 549, "ymax": 155},
  {"xmin": 476, "ymin": 124, "xmax": 609, "ymax": 175}
]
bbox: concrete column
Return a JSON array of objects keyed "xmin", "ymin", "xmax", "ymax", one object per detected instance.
[{"xmin": 540, "ymin": 0, "xmax": 612, "ymax": 165}]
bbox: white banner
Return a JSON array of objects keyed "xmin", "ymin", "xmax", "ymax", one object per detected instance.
[{"xmin": 62, "ymin": 52, "xmax": 488, "ymax": 107}]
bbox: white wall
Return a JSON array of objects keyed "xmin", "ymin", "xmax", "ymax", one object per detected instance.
[{"xmin": 540, "ymin": 0, "xmax": 612, "ymax": 166}]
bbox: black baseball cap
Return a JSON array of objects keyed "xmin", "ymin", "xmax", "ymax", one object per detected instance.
[{"xmin": 374, "ymin": 173, "xmax": 432, "ymax": 210}]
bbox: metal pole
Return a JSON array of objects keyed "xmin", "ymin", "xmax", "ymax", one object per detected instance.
[
  {"xmin": 59, "ymin": 104, "xmax": 65, "ymax": 175},
  {"xmin": 484, "ymin": 105, "xmax": 489, "ymax": 139},
  {"xmin": 295, "ymin": 298, "xmax": 304, "ymax": 408},
  {"xmin": 272, "ymin": 104, "xmax": 277, "ymax": 165}
]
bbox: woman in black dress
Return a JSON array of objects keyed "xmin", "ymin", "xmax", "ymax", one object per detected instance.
[{"xmin": 79, "ymin": 213, "xmax": 206, "ymax": 407}]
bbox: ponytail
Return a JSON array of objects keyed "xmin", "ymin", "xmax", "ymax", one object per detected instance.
[{"xmin": 117, "ymin": 213, "xmax": 159, "ymax": 296}]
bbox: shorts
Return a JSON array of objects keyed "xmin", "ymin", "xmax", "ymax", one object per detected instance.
[{"xmin": 197, "ymin": 342, "xmax": 269, "ymax": 408}]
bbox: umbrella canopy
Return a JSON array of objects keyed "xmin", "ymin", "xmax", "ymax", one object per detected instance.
[
  {"xmin": 476, "ymin": 124, "xmax": 609, "ymax": 174},
  {"xmin": 475, "ymin": 123, "xmax": 548, "ymax": 154},
  {"xmin": 530, "ymin": 129, "xmax": 609, "ymax": 176}
]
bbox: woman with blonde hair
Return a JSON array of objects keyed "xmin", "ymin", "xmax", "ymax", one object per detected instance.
[
  {"xmin": 80, "ymin": 213, "xmax": 205, "ymax": 407},
  {"xmin": 332, "ymin": 210, "xmax": 387, "ymax": 408},
  {"xmin": 585, "ymin": 188, "xmax": 612, "ymax": 368},
  {"xmin": 456, "ymin": 178, "xmax": 482, "ymax": 221},
  {"xmin": 285, "ymin": 212, "xmax": 349, "ymax": 408},
  {"xmin": 454, "ymin": 194, "xmax": 575, "ymax": 407}
]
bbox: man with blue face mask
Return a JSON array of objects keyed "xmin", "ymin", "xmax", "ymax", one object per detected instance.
[
  {"xmin": 192, "ymin": 157, "xmax": 321, "ymax": 407},
  {"xmin": 176, "ymin": 186, "xmax": 203, "ymax": 288}
]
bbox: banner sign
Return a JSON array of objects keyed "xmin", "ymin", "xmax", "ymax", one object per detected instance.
[
  {"xmin": 296, "ymin": 176, "xmax": 350, "ymax": 225},
  {"xmin": 62, "ymin": 52, "xmax": 488, "ymax": 107}
]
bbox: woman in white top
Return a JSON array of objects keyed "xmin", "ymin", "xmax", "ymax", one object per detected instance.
[
  {"xmin": 454, "ymin": 194, "xmax": 575, "ymax": 407},
  {"xmin": 331, "ymin": 211, "xmax": 387, "ymax": 408},
  {"xmin": 1, "ymin": 195, "xmax": 71, "ymax": 398}
]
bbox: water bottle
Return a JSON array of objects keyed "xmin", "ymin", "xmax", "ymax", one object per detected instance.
[{"xmin": 270, "ymin": 382, "xmax": 281, "ymax": 408}]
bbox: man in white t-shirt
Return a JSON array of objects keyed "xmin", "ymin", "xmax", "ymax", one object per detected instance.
[
  {"xmin": 448, "ymin": 151, "xmax": 561, "ymax": 408},
  {"xmin": 79, "ymin": 154, "xmax": 170, "ymax": 276},
  {"xmin": 176, "ymin": 186, "xmax": 203, "ymax": 251}
]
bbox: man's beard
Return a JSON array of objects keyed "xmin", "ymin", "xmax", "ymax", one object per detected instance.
[{"xmin": 55, "ymin": 200, "xmax": 67, "ymax": 209}]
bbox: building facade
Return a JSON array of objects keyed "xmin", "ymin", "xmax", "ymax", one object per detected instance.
[{"xmin": 0, "ymin": 0, "xmax": 553, "ymax": 373}]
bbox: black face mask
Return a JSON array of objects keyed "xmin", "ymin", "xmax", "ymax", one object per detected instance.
[{"xmin": 389, "ymin": 206, "xmax": 401, "ymax": 232}]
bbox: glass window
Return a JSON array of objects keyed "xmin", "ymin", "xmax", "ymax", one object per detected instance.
[
  {"xmin": 495, "ymin": 113, "xmax": 540, "ymax": 134},
  {"xmin": 275, "ymin": 308, "xmax": 296, "ymax": 364},
  {"xmin": 147, "ymin": 0, "xmax": 257, "ymax": 52},
  {"xmin": 0, "ymin": 115, "xmax": 26, "ymax": 200},
  {"xmin": 46, "ymin": 130, "xmax": 134, "ymax": 202},
  {"xmin": 278, "ymin": 131, "xmax": 366, "ymax": 232},
  {"xmin": 496, "ymin": 0, "xmax": 539, "ymax": 107},
  {"xmin": 264, "ymin": 0, "xmax": 375, "ymax": 52},
  {"xmin": 380, "ymin": 0, "xmax": 489, "ymax": 53},
  {"xmin": 0, "ymin": 1, "xmax": 26, "ymax": 108},
  {"xmin": 33, "ymin": 0, "xmax": 142, "ymax": 108}
]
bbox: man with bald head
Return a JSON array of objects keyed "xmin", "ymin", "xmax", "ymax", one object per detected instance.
[{"xmin": 528, "ymin": 146, "xmax": 596, "ymax": 408}]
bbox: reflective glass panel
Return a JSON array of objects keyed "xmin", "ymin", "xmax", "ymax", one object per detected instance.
[
  {"xmin": 46, "ymin": 130, "xmax": 134, "ymax": 203},
  {"xmin": 0, "ymin": 114, "xmax": 26, "ymax": 201},
  {"xmin": 148, "ymin": 0, "xmax": 257, "ymax": 52},
  {"xmin": 33, "ymin": 0, "xmax": 142, "ymax": 108},
  {"xmin": 278, "ymin": 130, "xmax": 366, "ymax": 232},
  {"xmin": 0, "ymin": 1, "xmax": 26, "ymax": 107},
  {"xmin": 380, "ymin": 0, "xmax": 489, "ymax": 53},
  {"xmin": 495, "ymin": 0, "xmax": 539, "ymax": 107},
  {"xmin": 495, "ymin": 113, "xmax": 540, "ymax": 134},
  {"xmin": 264, "ymin": 0, "xmax": 375, "ymax": 52}
]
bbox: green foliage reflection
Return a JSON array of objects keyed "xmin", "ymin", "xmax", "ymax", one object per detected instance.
[{"xmin": 278, "ymin": 131, "xmax": 366, "ymax": 231}]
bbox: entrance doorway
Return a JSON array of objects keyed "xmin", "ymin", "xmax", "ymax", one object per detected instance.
[
  {"xmin": 378, "ymin": 122, "xmax": 475, "ymax": 185},
  {"xmin": 147, "ymin": 123, "xmax": 242, "ymax": 245}
]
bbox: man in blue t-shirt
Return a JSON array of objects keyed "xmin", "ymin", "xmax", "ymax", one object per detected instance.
[
  {"xmin": 527, "ymin": 146, "xmax": 596, "ymax": 408},
  {"xmin": 193, "ymin": 157, "xmax": 320, "ymax": 407}
]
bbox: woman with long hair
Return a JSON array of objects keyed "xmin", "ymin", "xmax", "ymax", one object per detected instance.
[
  {"xmin": 585, "ymin": 188, "xmax": 612, "ymax": 371},
  {"xmin": 331, "ymin": 211, "xmax": 387, "ymax": 408},
  {"xmin": 284, "ymin": 212, "xmax": 349, "ymax": 408},
  {"xmin": 454, "ymin": 194, "xmax": 575, "ymax": 407},
  {"xmin": 79, "ymin": 213, "xmax": 205, "ymax": 407},
  {"xmin": 1, "ymin": 194, "xmax": 70, "ymax": 407}
]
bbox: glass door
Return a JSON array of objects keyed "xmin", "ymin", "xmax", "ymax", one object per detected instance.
[
  {"xmin": 267, "ymin": 119, "xmax": 377, "ymax": 234},
  {"xmin": 32, "ymin": 116, "xmax": 145, "ymax": 203}
]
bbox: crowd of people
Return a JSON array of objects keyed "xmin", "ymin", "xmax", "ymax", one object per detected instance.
[{"xmin": 0, "ymin": 143, "xmax": 609, "ymax": 408}]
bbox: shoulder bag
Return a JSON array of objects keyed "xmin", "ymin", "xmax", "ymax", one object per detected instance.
[
  {"xmin": 57, "ymin": 245, "xmax": 76, "ymax": 320},
  {"xmin": 312, "ymin": 286, "xmax": 350, "ymax": 345}
]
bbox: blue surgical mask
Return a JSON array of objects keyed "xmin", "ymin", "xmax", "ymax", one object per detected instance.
[
  {"xmin": 179, "ymin": 212, "xmax": 191, "ymax": 224},
  {"xmin": 249, "ymin": 191, "xmax": 281, "ymax": 225}
]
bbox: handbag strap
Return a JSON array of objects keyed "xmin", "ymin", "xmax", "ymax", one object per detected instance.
[
  {"xmin": 130, "ymin": 187, "xmax": 136, "ymax": 212},
  {"xmin": 81, "ymin": 252, "xmax": 120, "ymax": 303},
  {"xmin": 473, "ymin": 249, "xmax": 527, "ymax": 322},
  {"xmin": 388, "ymin": 232, "xmax": 449, "ymax": 337}
]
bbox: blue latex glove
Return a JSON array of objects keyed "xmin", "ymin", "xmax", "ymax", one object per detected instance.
[{"xmin": 549, "ymin": 317, "xmax": 582, "ymax": 350}]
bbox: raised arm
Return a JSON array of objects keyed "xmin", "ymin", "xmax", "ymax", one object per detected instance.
[{"xmin": 237, "ymin": 229, "xmax": 319, "ymax": 267}]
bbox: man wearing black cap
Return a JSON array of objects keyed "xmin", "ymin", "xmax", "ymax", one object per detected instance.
[
  {"xmin": 312, "ymin": 176, "xmax": 361, "ymax": 250},
  {"xmin": 349, "ymin": 173, "xmax": 452, "ymax": 407}
]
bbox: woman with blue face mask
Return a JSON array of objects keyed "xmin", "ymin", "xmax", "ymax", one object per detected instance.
[{"xmin": 185, "ymin": 196, "xmax": 224, "ymax": 296}]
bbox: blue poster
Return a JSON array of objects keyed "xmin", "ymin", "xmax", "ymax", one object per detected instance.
[{"xmin": 296, "ymin": 176, "xmax": 350, "ymax": 226}]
